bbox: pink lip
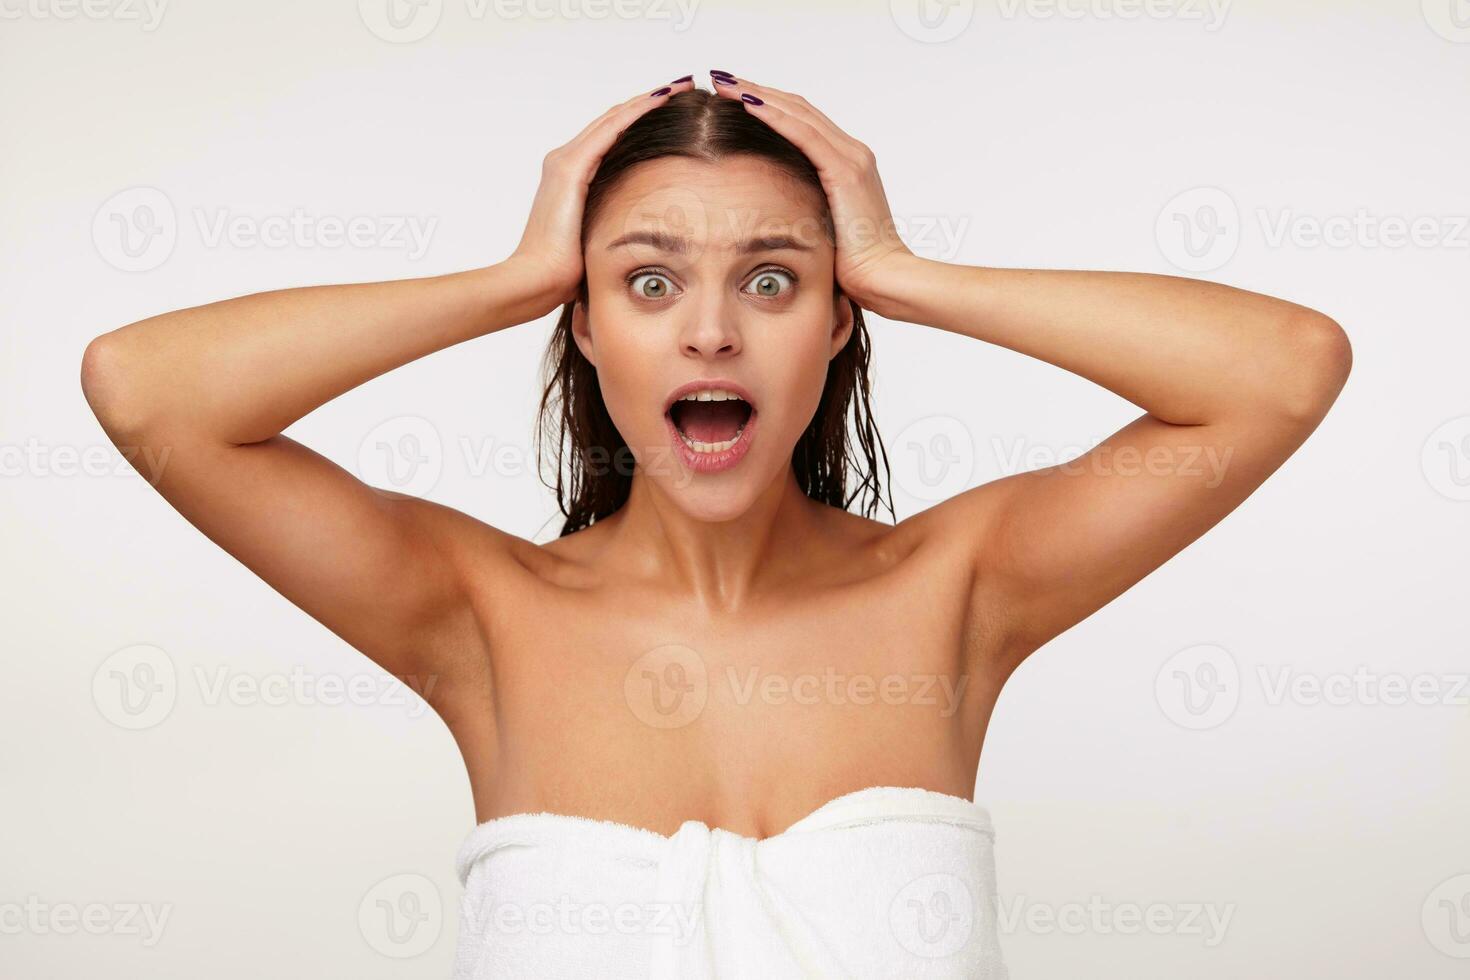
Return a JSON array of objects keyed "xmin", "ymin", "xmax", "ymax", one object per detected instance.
[{"xmin": 663, "ymin": 378, "xmax": 758, "ymax": 476}]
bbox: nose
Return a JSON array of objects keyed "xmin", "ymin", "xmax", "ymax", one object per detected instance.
[{"xmin": 677, "ymin": 304, "xmax": 742, "ymax": 360}]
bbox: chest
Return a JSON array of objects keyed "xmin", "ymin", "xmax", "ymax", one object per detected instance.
[{"xmin": 458, "ymin": 540, "xmax": 996, "ymax": 832}]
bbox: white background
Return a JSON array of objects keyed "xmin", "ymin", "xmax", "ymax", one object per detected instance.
[{"xmin": 3, "ymin": 0, "xmax": 1468, "ymax": 976}]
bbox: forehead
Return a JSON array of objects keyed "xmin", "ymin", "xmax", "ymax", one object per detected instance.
[{"xmin": 588, "ymin": 155, "xmax": 830, "ymax": 255}]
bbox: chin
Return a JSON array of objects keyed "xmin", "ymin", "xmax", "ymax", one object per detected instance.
[{"xmin": 635, "ymin": 428, "xmax": 778, "ymax": 523}]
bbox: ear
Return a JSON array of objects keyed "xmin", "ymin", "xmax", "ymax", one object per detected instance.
[
  {"xmin": 570, "ymin": 293, "xmax": 596, "ymax": 366},
  {"xmin": 830, "ymin": 292, "xmax": 856, "ymax": 359}
]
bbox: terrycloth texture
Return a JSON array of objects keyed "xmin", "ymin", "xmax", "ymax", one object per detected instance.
[{"xmin": 451, "ymin": 785, "xmax": 1009, "ymax": 979}]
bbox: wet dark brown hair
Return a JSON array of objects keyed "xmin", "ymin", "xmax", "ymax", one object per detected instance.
[{"xmin": 535, "ymin": 88, "xmax": 893, "ymax": 537}]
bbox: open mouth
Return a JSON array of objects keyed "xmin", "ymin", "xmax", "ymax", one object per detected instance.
[{"xmin": 666, "ymin": 388, "xmax": 755, "ymax": 454}]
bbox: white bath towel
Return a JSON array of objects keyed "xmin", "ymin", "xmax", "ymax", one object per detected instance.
[{"xmin": 451, "ymin": 784, "xmax": 1009, "ymax": 979}]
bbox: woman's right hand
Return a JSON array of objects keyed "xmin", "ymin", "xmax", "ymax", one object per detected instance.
[{"xmin": 507, "ymin": 76, "xmax": 697, "ymax": 309}]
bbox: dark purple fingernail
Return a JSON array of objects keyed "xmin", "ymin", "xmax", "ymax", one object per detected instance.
[
  {"xmin": 671, "ymin": 75, "xmax": 692, "ymax": 83},
  {"xmin": 650, "ymin": 86, "xmax": 672, "ymax": 97},
  {"xmin": 741, "ymin": 93, "xmax": 764, "ymax": 106},
  {"xmin": 713, "ymin": 76, "xmax": 735, "ymax": 86},
  {"xmin": 710, "ymin": 69, "xmax": 734, "ymax": 77}
]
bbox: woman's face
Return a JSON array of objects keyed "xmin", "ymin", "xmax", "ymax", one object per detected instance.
[{"xmin": 574, "ymin": 155, "xmax": 853, "ymax": 522}]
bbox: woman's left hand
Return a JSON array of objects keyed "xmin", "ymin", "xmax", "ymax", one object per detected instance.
[{"xmin": 711, "ymin": 73, "xmax": 918, "ymax": 317}]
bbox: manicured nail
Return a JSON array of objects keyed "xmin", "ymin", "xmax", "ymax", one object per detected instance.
[
  {"xmin": 671, "ymin": 75, "xmax": 693, "ymax": 83},
  {"xmin": 650, "ymin": 86, "xmax": 672, "ymax": 97},
  {"xmin": 741, "ymin": 93, "xmax": 764, "ymax": 106},
  {"xmin": 710, "ymin": 69, "xmax": 734, "ymax": 77},
  {"xmin": 713, "ymin": 76, "xmax": 735, "ymax": 86}
]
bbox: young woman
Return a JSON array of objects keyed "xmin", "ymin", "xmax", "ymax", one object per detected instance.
[{"xmin": 81, "ymin": 74, "xmax": 1351, "ymax": 978}]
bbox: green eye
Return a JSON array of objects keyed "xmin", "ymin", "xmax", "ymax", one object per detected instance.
[
  {"xmin": 745, "ymin": 269, "xmax": 794, "ymax": 297},
  {"xmin": 629, "ymin": 272, "xmax": 674, "ymax": 299}
]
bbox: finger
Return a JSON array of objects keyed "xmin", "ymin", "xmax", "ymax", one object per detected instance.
[
  {"xmin": 727, "ymin": 77, "xmax": 848, "ymax": 139},
  {"xmin": 710, "ymin": 74, "xmax": 867, "ymax": 161},
  {"xmin": 709, "ymin": 75, "xmax": 846, "ymax": 155},
  {"xmin": 584, "ymin": 76, "xmax": 696, "ymax": 139},
  {"xmin": 724, "ymin": 89, "xmax": 859, "ymax": 185},
  {"xmin": 561, "ymin": 76, "xmax": 697, "ymax": 169}
]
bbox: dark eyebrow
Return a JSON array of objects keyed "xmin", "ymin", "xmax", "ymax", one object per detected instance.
[{"xmin": 605, "ymin": 230, "xmax": 816, "ymax": 255}]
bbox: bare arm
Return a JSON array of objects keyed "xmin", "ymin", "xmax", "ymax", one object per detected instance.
[
  {"xmin": 79, "ymin": 260, "xmax": 564, "ymax": 690},
  {"xmin": 79, "ymin": 79, "xmax": 703, "ymax": 704},
  {"xmin": 715, "ymin": 76, "xmax": 1352, "ymax": 672},
  {"xmin": 870, "ymin": 259, "xmax": 1353, "ymax": 666},
  {"xmin": 83, "ymin": 263, "xmax": 561, "ymax": 447}
]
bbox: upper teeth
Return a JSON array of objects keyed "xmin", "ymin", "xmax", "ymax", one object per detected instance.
[{"xmin": 678, "ymin": 388, "xmax": 744, "ymax": 403}]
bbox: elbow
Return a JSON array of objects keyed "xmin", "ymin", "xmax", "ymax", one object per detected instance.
[
  {"xmin": 81, "ymin": 331, "xmax": 151, "ymax": 444},
  {"xmin": 1274, "ymin": 309, "xmax": 1353, "ymax": 425},
  {"xmin": 79, "ymin": 333, "xmax": 116, "ymax": 420}
]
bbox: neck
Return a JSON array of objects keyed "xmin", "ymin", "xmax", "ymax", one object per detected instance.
[{"xmin": 603, "ymin": 464, "xmax": 826, "ymax": 612}]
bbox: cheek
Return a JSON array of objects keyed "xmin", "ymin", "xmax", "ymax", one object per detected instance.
[
  {"xmin": 589, "ymin": 329, "xmax": 662, "ymax": 444},
  {"xmin": 766, "ymin": 318, "xmax": 839, "ymax": 432}
]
